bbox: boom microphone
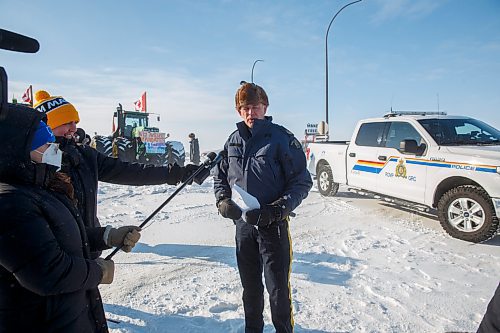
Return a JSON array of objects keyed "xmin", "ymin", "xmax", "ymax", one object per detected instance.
[
  {"xmin": 0, "ymin": 29, "xmax": 40, "ymax": 53},
  {"xmin": 105, "ymin": 151, "xmax": 222, "ymax": 260},
  {"xmin": 204, "ymin": 152, "xmax": 217, "ymax": 165},
  {"xmin": 193, "ymin": 151, "xmax": 222, "ymax": 185}
]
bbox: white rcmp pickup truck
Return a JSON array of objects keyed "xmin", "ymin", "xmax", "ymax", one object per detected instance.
[{"xmin": 306, "ymin": 111, "xmax": 500, "ymax": 242}]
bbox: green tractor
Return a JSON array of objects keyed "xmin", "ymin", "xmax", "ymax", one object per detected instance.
[{"xmin": 91, "ymin": 104, "xmax": 185, "ymax": 166}]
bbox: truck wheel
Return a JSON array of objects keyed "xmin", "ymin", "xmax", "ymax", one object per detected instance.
[
  {"xmin": 437, "ymin": 185, "xmax": 499, "ymax": 243},
  {"xmin": 317, "ymin": 164, "xmax": 339, "ymax": 197}
]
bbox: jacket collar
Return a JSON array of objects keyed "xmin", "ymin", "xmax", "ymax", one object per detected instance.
[{"xmin": 236, "ymin": 116, "xmax": 273, "ymax": 140}]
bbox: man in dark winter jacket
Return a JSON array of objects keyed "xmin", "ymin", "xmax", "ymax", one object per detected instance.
[
  {"xmin": 477, "ymin": 282, "xmax": 500, "ymax": 333},
  {"xmin": 213, "ymin": 82, "xmax": 312, "ymax": 333},
  {"xmin": 0, "ymin": 104, "xmax": 124, "ymax": 333},
  {"xmin": 33, "ymin": 90, "xmax": 199, "ymax": 257}
]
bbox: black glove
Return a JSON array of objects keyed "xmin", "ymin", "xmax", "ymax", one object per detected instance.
[
  {"xmin": 181, "ymin": 164, "xmax": 200, "ymax": 184},
  {"xmin": 217, "ymin": 198, "xmax": 242, "ymax": 220},
  {"xmin": 245, "ymin": 198, "xmax": 290, "ymax": 227},
  {"xmin": 169, "ymin": 163, "xmax": 199, "ymax": 185}
]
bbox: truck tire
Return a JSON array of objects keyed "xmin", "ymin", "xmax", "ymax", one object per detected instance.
[
  {"xmin": 114, "ymin": 137, "xmax": 135, "ymax": 162},
  {"xmin": 437, "ymin": 185, "xmax": 499, "ymax": 243},
  {"xmin": 317, "ymin": 164, "xmax": 339, "ymax": 197},
  {"xmin": 92, "ymin": 136, "xmax": 113, "ymax": 157}
]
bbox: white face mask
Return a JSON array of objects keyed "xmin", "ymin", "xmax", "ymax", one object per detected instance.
[{"xmin": 35, "ymin": 143, "xmax": 63, "ymax": 171}]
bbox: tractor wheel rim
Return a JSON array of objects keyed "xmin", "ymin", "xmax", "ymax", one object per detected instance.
[{"xmin": 447, "ymin": 197, "xmax": 485, "ymax": 232}]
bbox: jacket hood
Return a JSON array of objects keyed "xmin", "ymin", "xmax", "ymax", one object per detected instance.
[{"xmin": 0, "ymin": 103, "xmax": 44, "ymax": 183}]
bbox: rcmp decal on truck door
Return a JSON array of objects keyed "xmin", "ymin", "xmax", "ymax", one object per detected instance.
[{"xmin": 395, "ymin": 159, "xmax": 407, "ymax": 178}]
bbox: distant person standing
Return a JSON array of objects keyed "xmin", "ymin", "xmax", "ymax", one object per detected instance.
[{"xmin": 189, "ymin": 132, "xmax": 200, "ymax": 165}]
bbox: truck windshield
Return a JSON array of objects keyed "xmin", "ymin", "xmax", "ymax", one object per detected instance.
[{"xmin": 418, "ymin": 118, "xmax": 500, "ymax": 146}]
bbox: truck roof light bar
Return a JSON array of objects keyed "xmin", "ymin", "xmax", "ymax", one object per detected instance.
[{"xmin": 383, "ymin": 110, "xmax": 447, "ymax": 118}]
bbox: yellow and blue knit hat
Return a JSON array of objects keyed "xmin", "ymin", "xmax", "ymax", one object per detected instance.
[{"xmin": 34, "ymin": 90, "xmax": 80, "ymax": 129}]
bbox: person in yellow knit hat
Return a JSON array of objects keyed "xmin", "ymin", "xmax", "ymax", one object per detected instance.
[
  {"xmin": 33, "ymin": 90, "xmax": 199, "ymax": 260},
  {"xmin": 34, "ymin": 90, "xmax": 80, "ymax": 137}
]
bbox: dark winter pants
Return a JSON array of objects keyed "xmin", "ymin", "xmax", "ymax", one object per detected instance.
[
  {"xmin": 477, "ymin": 282, "xmax": 500, "ymax": 333},
  {"xmin": 235, "ymin": 218, "xmax": 294, "ymax": 333}
]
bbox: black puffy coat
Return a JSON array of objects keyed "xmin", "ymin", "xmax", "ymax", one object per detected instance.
[
  {"xmin": 0, "ymin": 104, "xmax": 107, "ymax": 332},
  {"xmin": 478, "ymin": 282, "xmax": 500, "ymax": 333}
]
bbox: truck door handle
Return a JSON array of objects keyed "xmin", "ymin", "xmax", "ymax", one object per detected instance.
[
  {"xmin": 378, "ymin": 155, "xmax": 387, "ymax": 161},
  {"xmin": 349, "ymin": 152, "xmax": 356, "ymax": 157}
]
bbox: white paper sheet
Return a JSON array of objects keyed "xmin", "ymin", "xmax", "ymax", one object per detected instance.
[{"xmin": 231, "ymin": 184, "xmax": 260, "ymax": 223}]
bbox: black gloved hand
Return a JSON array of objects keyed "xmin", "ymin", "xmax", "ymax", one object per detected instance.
[
  {"xmin": 181, "ymin": 164, "xmax": 200, "ymax": 185},
  {"xmin": 217, "ymin": 198, "xmax": 242, "ymax": 220},
  {"xmin": 245, "ymin": 198, "xmax": 290, "ymax": 227},
  {"xmin": 245, "ymin": 206, "xmax": 281, "ymax": 227},
  {"xmin": 169, "ymin": 163, "xmax": 199, "ymax": 185}
]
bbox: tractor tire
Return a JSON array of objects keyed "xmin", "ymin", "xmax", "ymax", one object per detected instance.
[
  {"xmin": 437, "ymin": 185, "xmax": 499, "ymax": 243},
  {"xmin": 317, "ymin": 163, "xmax": 339, "ymax": 197},
  {"xmin": 92, "ymin": 136, "xmax": 113, "ymax": 157},
  {"xmin": 114, "ymin": 137, "xmax": 135, "ymax": 163},
  {"xmin": 165, "ymin": 141, "xmax": 185, "ymax": 166}
]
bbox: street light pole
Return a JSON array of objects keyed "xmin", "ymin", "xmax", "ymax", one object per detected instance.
[
  {"xmin": 251, "ymin": 59, "xmax": 264, "ymax": 83},
  {"xmin": 325, "ymin": 0, "xmax": 362, "ymax": 138}
]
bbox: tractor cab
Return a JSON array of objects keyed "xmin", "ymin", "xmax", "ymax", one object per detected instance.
[
  {"xmin": 93, "ymin": 103, "xmax": 185, "ymax": 166},
  {"xmin": 113, "ymin": 104, "xmax": 156, "ymax": 138},
  {"xmin": 123, "ymin": 113, "xmax": 149, "ymax": 138}
]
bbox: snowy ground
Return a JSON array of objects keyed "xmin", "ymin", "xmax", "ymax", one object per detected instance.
[{"xmin": 97, "ymin": 177, "xmax": 500, "ymax": 333}]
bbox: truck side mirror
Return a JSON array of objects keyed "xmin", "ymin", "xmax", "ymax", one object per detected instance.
[{"xmin": 399, "ymin": 139, "xmax": 419, "ymax": 154}]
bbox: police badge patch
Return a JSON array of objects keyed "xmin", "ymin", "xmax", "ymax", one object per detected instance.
[{"xmin": 291, "ymin": 138, "xmax": 302, "ymax": 149}]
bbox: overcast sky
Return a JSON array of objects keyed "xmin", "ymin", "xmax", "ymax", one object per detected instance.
[{"xmin": 2, "ymin": 0, "xmax": 499, "ymax": 151}]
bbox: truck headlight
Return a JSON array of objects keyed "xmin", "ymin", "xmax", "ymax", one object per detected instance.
[{"xmin": 497, "ymin": 166, "xmax": 500, "ymax": 174}]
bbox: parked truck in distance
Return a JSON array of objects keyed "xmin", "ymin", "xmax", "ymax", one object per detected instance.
[{"xmin": 306, "ymin": 111, "xmax": 500, "ymax": 242}]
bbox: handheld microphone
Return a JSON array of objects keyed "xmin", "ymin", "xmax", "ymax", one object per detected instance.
[
  {"xmin": 0, "ymin": 29, "xmax": 40, "ymax": 53},
  {"xmin": 193, "ymin": 151, "xmax": 224, "ymax": 185},
  {"xmin": 203, "ymin": 152, "xmax": 217, "ymax": 166}
]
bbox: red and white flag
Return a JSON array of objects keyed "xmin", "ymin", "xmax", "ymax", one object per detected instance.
[
  {"xmin": 134, "ymin": 91, "xmax": 147, "ymax": 112},
  {"xmin": 22, "ymin": 85, "xmax": 33, "ymax": 106}
]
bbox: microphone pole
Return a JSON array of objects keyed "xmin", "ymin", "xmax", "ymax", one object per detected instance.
[{"xmin": 105, "ymin": 151, "xmax": 223, "ymax": 260}]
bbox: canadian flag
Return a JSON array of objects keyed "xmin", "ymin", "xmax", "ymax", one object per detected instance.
[
  {"xmin": 22, "ymin": 85, "xmax": 33, "ymax": 106},
  {"xmin": 134, "ymin": 91, "xmax": 147, "ymax": 112}
]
